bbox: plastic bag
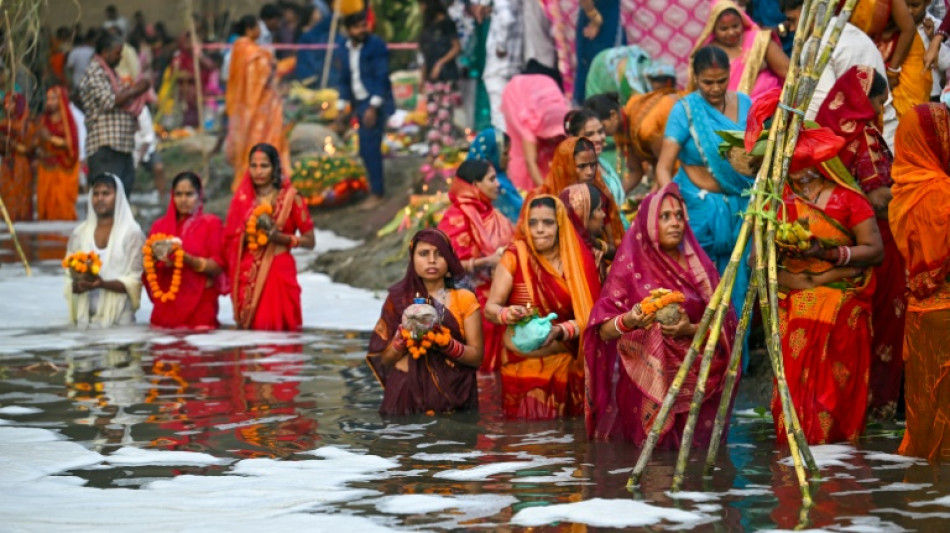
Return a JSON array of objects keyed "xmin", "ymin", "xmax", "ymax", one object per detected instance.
[{"xmin": 510, "ymin": 313, "xmax": 558, "ymax": 353}]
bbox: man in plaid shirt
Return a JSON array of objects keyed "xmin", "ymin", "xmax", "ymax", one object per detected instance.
[{"xmin": 79, "ymin": 32, "xmax": 150, "ymax": 195}]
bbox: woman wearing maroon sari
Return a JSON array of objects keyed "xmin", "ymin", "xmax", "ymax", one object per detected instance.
[
  {"xmin": 224, "ymin": 143, "xmax": 315, "ymax": 331},
  {"xmin": 815, "ymin": 65, "xmax": 906, "ymax": 421},
  {"xmin": 437, "ymin": 159, "xmax": 514, "ymax": 372},
  {"xmin": 366, "ymin": 229, "xmax": 483, "ymax": 415},
  {"xmin": 583, "ymin": 184, "xmax": 736, "ymax": 447},
  {"xmin": 146, "ymin": 172, "xmax": 225, "ymax": 329}
]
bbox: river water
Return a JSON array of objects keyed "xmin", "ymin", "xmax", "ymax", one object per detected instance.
[{"xmin": 2, "ymin": 325, "xmax": 950, "ymax": 532}]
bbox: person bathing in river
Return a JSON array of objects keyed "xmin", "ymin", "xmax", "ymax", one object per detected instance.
[
  {"xmin": 65, "ymin": 173, "xmax": 146, "ymax": 328},
  {"xmin": 366, "ymin": 229, "xmax": 484, "ymax": 416}
]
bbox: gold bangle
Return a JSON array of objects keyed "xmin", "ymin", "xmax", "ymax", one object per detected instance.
[{"xmin": 195, "ymin": 257, "xmax": 207, "ymax": 273}]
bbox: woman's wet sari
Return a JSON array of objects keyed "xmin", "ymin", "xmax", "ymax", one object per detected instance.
[
  {"xmin": 583, "ymin": 183, "xmax": 736, "ymax": 448},
  {"xmin": 890, "ymin": 103, "xmax": 950, "ymax": 462},
  {"xmin": 36, "ymin": 87, "xmax": 79, "ymax": 221}
]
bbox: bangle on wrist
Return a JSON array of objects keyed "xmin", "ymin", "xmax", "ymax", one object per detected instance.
[
  {"xmin": 615, "ymin": 313, "xmax": 634, "ymax": 333},
  {"xmin": 886, "ymin": 64, "xmax": 902, "ymax": 73}
]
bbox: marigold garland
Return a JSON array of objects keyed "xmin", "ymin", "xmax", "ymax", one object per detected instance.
[
  {"xmin": 142, "ymin": 233, "xmax": 185, "ymax": 303},
  {"xmin": 62, "ymin": 251, "xmax": 102, "ymax": 276},
  {"xmin": 245, "ymin": 203, "xmax": 274, "ymax": 252},
  {"xmin": 639, "ymin": 289, "xmax": 686, "ymax": 315},
  {"xmin": 401, "ymin": 325, "xmax": 452, "ymax": 359}
]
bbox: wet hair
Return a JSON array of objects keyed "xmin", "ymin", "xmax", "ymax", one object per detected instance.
[
  {"xmin": 248, "ymin": 143, "xmax": 283, "ymax": 188},
  {"xmin": 529, "ymin": 196, "xmax": 558, "ymax": 211},
  {"xmin": 95, "ymin": 31, "xmax": 124, "ymax": 54},
  {"xmin": 172, "ymin": 171, "xmax": 203, "ymax": 194},
  {"xmin": 90, "ymin": 173, "xmax": 118, "ymax": 190},
  {"xmin": 869, "ymin": 70, "xmax": 888, "ymax": 100},
  {"xmin": 342, "ymin": 11, "xmax": 367, "ymax": 28},
  {"xmin": 456, "ymin": 159, "xmax": 492, "ymax": 184},
  {"xmin": 692, "ymin": 45, "xmax": 730, "ymax": 75},
  {"xmin": 239, "ymin": 15, "xmax": 258, "ymax": 36},
  {"xmin": 586, "ymin": 183, "xmax": 602, "ymax": 214},
  {"xmin": 716, "ymin": 7, "xmax": 743, "ymax": 23},
  {"xmin": 583, "ymin": 93, "xmax": 621, "ymax": 122},
  {"xmin": 781, "ymin": 0, "xmax": 804, "ymax": 12},
  {"xmin": 260, "ymin": 4, "xmax": 282, "ymax": 21},
  {"xmin": 574, "ymin": 137, "xmax": 596, "ymax": 156},
  {"xmin": 564, "ymin": 108, "xmax": 600, "ymax": 136}
]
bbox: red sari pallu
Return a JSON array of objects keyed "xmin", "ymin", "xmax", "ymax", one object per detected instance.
[
  {"xmin": 815, "ymin": 65, "xmax": 906, "ymax": 420},
  {"xmin": 583, "ymin": 183, "xmax": 736, "ymax": 448},
  {"xmin": 225, "ymin": 175, "xmax": 314, "ymax": 331},
  {"xmin": 146, "ymin": 195, "xmax": 226, "ymax": 329},
  {"xmin": 437, "ymin": 178, "xmax": 514, "ymax": 372},
  {"xmin": 498, "ymin": 195, "xmax": 601, "ymax": 419},
  {"xmin": 773, "ymin": 171, "xmax": 877, "ymax": 445}
]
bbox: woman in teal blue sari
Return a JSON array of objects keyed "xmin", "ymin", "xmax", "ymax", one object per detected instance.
[
  {"xmin": 467, "ymin": 128, "xmax": 522, "ymax": 222},
  {"xmin": 655, "ymin": 46, "xmax": 753, "ymax": 332}
]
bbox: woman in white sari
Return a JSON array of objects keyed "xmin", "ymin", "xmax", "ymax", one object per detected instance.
[{"xmin": 65, "ymin": 173, "xmax": 145, "ymax": 328}]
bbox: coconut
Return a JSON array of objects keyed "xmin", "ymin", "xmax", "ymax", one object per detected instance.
[
  {"xmin": 401, "ymin": 302, "xmax": 439, "ymax": 338},
  {"xmin": 655, "ymin": 304, "xmax": 682, "ymax": 326}
]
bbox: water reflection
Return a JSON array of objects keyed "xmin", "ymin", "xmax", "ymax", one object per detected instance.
[{"xmin": 2, "ymin": 330, "xmax": 950, "ymax": 530}]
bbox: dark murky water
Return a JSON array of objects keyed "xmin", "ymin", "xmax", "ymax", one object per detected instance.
[{"xmin": 3, "ymin": 330, "xmax": 950, "ymax": 531}]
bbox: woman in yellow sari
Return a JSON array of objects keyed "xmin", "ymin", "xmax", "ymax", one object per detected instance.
[
  {"xmin": 225, "ymin": 15, "xmax": 290, "ymax": 192},
  {"xmin": 890, "ymin": 103, "xmax": 950, "ymax": 462},
  {"xmin": 850, "ymin": 0, "xmax": 929, "ymax": 117},
  {"xmin": 690, "ymin": 0, "xmax": 788, "ymax": 99},
  {"xmin": 484, "ymin": 195, "xmax": 601, "ymax": 419}
]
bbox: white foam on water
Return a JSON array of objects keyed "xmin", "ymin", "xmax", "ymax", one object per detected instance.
[
  {"xmin": 416, "ymin": 440, "xmax": 465, "ymax": 449},
  {"xmin": 433, "ymin": 457, "xmax": 573, "ymax": 481},
  {"xmin": 863, "ymin": 452, "xmax": 927, "ymax": 465},
  {"xmin": 513, "ymin": 467, "xmax": 584, "ymax": 484},
  {"xmin": 374, "ymin": 494, "xmax": 462, "ymax": 514},
  {"xmin": 510, "ymin": 498, "xmax": 707, "ymax": 528},
  {"xmin": 0, "ymin": 427, "xmax": 403, "ymax": 532},
  {"xmin": 831, "ymin": 482, "xmax": 931, "ymax": 497},
  {"xmin": 0, "ymin": 405, "xmax": 43, "ymax": 415},
  {"xmin": 908, "ymin": 494, "xmax": 950, "ymax": 507},
  {"xmin": 725, "ymin": 487, "xmax": 773, "ymax": 497},
  {"xmin": 872, "ymin": 507, "xmax": 950, "ymax": 520},
  {"xmin": 411, "ymin": 451, "xmax": 485, "ymax": 462},
  {"xmin": 665, "ymin": 490, "xmax": 720, "ymax": 502},
  {"xmin": 104, "ymin": 447, "xmax": 232, "ymax": 467},
  {"xmin": 780, "ymin": 444, "xmax": 857, "ymax": 469}
]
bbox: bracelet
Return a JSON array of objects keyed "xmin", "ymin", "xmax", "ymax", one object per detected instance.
[
  {"xmin": 559, "ymin": 320, "xmax": 579, "ymax": 340},
  {"xmin": 391, "ymin": 330, "xmax": 408, "ymax": 353},
  {"xmin": 614, "ymin": 313, "xmax": 635, "ymax": 334},
  {"xmin": 886, "ymin": 65, "xmax": 902, "ymax": 74},
  {"xmin": 444, "ymin": 338, "xmax": 465, "ymax": 360},
  {"xmin": 836, "ymin": 245, "xmax": 852, "ymax": 266},
  {"xmin": 194, "ymin": 257, "xmax": 207, "ymax": 273}
]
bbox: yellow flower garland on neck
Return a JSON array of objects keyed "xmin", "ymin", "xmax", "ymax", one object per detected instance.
[{"xmin": 143, "ymin": 233, "xmax": 184, "ymax": 303}]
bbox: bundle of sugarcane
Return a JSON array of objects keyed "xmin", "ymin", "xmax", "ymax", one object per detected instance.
[{"xmin": 626, "ymin": 0, "xmax": 859, "ymax": 506}]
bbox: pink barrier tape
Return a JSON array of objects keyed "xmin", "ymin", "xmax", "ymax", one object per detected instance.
[{"xmin": 200, "ymin": 42, "xmax": 418, "ymax": 50}]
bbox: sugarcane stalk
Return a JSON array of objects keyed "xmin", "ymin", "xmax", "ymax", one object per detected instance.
[{"xmin": 703, "ymin": 279, "xmax": 758, "ymax": 475}]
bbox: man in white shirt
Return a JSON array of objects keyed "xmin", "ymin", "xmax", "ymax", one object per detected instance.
[
  {"xmin": 783, "ymin": 0, "xmax": 898, "ymax": 149},
  {"xmin": 258, "ymin": 4, "xmax": 282, "ymax": 46}
]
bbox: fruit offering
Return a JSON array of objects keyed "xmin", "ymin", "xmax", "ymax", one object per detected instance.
[
  {"xmin": 401, "ymin": 325, "xmax": 452, "ymax": 359},
  {"xmin": 776, "ymin": 220, "xmax": 814, "ymax": 252},
  {"xmin": 639, "ymin": 289, "xmax": 686, "ymax": 315}
]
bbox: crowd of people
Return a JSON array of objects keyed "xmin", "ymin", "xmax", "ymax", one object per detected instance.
[{"xmin": 2, "ymin": 0, "xmax": 948, "ymax": 464}]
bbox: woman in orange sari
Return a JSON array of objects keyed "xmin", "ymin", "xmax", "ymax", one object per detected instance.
[
  {"xmin": 484, "ymin": 195, "xmax": 601, "ymax": 419},
  {"xmin": 890, "ymin": 103, "xmax": 950, "ymax": 462},
  {"xmin": 437, "ymin": 159, "xmax": 514, "ymax": 372},
  {"xmin": 774, "ymin": 148, "xmax": 884, "ymax": 445},
  {"xmin": 850, "ymin": 0, "xmax": 929, "ymax": 117},
  {"xmin": 35, "ymin": 86, "xmax": 79, "ymax": 221},
  {"xmin": 618, "ymin": 64, "xmax": 681, "ymax": 186},
  {"xmin": 0, "ymin": 93, "xmax": 33, "ymax": 221},
  {"xmin": 538, "ymin": 136, "xmax": 626, "ymax": 251},
  {"xmin": 225, "ymin": 15, "xmax": 290, "ymax": 192},
  {"xmin": 816, "ymin": 66, "xmax": 905, "ymax": 420},
  {"xmin": 224, "ymin": 143, "xmax": 315, "ymax": 331}
]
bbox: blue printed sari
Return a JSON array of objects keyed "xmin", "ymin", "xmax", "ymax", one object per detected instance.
[
  {"xmin": 664, "ymin": 91, "xmax": 754, "ymax": 325},
  {"xmin": 468, "ymin": 128, "xmax": 523, "ymax": 222}
]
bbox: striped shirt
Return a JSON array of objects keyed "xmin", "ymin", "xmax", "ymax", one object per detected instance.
[{"xmin": 79, "ymin": 59, "xmax": 136, "ymax": 155}]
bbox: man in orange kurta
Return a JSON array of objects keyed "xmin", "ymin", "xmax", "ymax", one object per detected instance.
[{"xmin": 225, "ymin": 16, "xmax": 290, "ymax": 192}]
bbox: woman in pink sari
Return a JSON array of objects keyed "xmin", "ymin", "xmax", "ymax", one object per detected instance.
[
  {"xmin": 690, "ymin": 0, "xmax": 788, "ymax": 99},
  {"xmin": 499, "ymin": 74, "xmax": 569, "ymax": 191},
  {"xmin": 583, "ymin": 183, "xmax": 736, "ymax": 447}
]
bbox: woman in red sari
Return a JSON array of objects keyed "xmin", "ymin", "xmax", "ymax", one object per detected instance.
[
  {"xmin": 224, "ymin": 143, "xmax": 315, "ymax": 331},
  {"xmin": 774, "ymin": 149, "xmax": 884, "ymax": 445},
  {"xmin": 146, "ymin": 172, "xmax": 225, "ymax": 329},
  {"xmin": 437, "ymin": 159, "xmax": 514, "ymax": 372},
  {"xmin": 538, "ymin": 136, "xmax": 626, "ymax": 251},
  {"xmin": 35, "ymin": 86, "xmax": 79, "ymax": 221},
  {"xmin": 0, "ymin": 93, "xmax": 33, "ymax": 221},
  {"xmin": 484, "ymin": 195, "xmax": 602, "ymax": 419},
  {"xmin": 816, "ymin": 65, "xmax": 906, "ymax": 421},
  {"xmin": 583, "ymin": 183, "xmax": 736, "ymax": 448},
  {"xmin": 559, "ymin": 183, "xmax": 608, "ymax": 278},
  {"xmin": 367, "ymin": 229, "xmax": 483, "ymax": 415}
]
